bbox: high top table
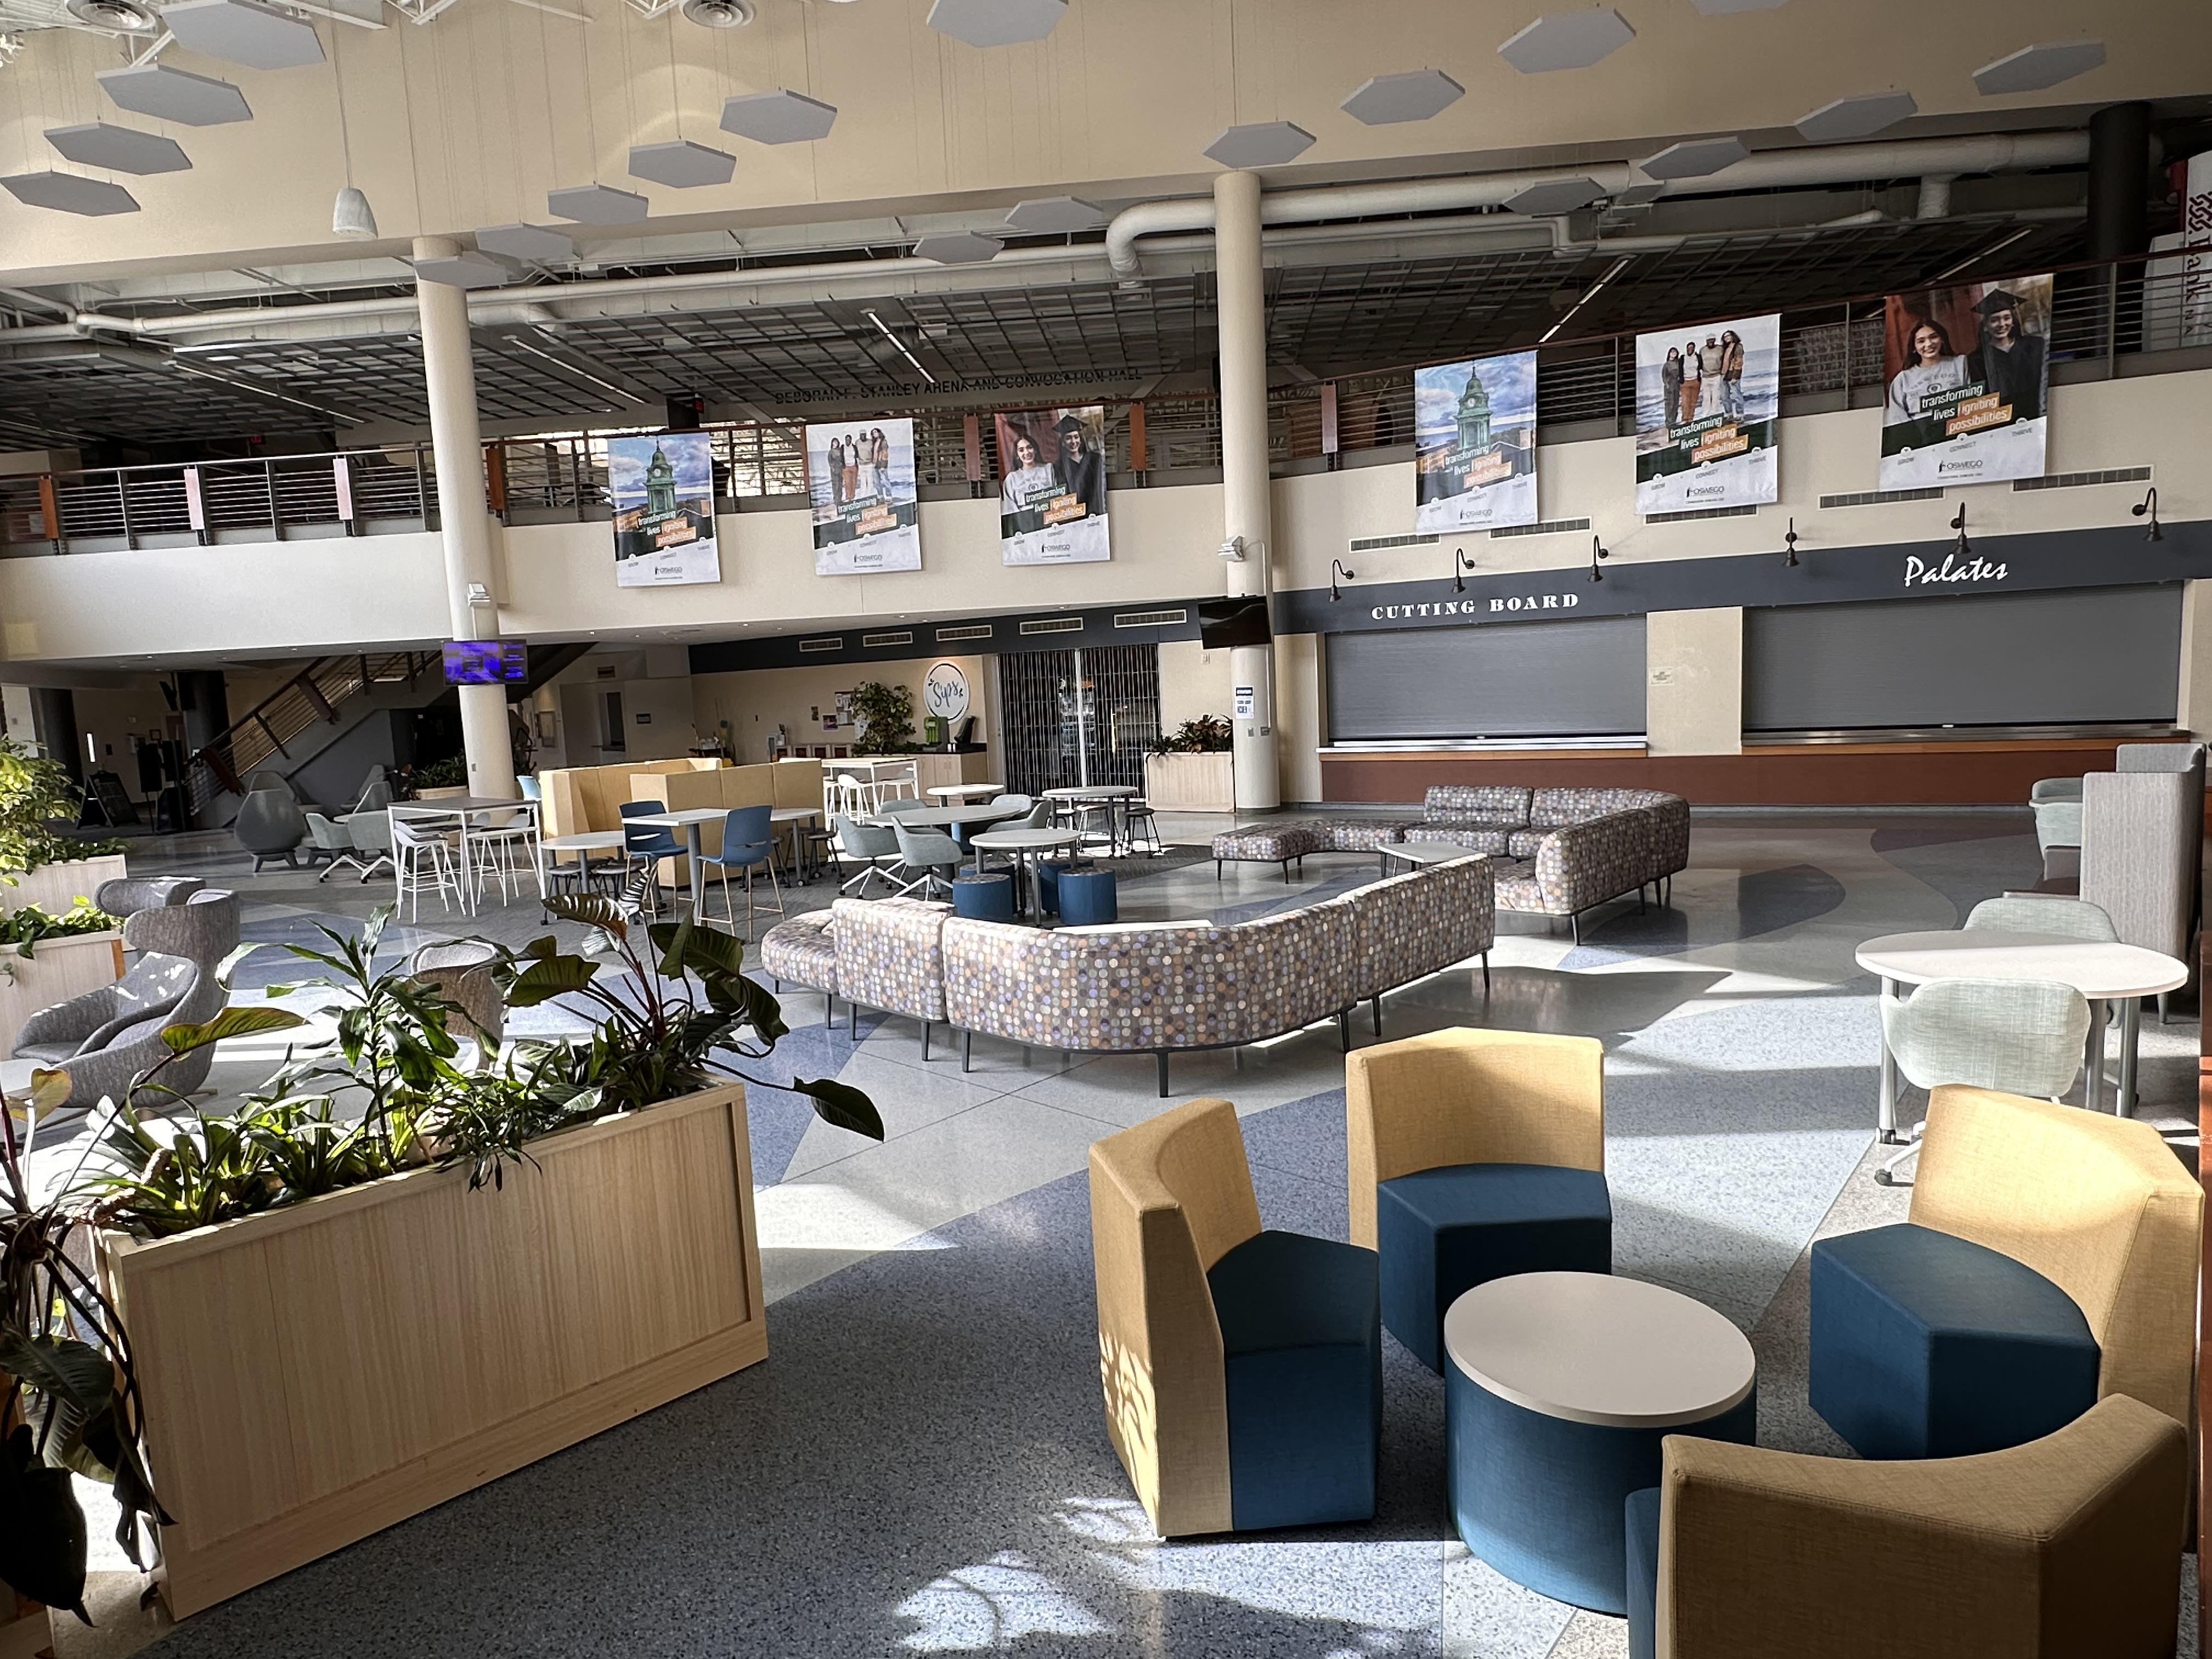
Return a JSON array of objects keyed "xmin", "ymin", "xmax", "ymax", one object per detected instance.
[
  {"xmin": 1043, "ymin": 785, "xmax": 1140, "ymax": 856},
  {"xmin": 623, "ymin": 806, "xmax": 730, "ymax": 916},
  {"xmin": 390, "ymin": 797, "xmax": 540, "ymax": 916},
  {"xmin": 1854, "ymin": 929, "xmax": 2188, "ymax": 1126}
]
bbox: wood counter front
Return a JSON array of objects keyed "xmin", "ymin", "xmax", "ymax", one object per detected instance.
[{"xmin": 1318, "ymin": 737, "xmax": 2188, "ymax": 808}]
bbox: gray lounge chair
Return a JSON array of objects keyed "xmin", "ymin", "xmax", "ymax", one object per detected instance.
[{"xmin": 235, "ymin": 788, "xmax": 309, "ymax": 872}]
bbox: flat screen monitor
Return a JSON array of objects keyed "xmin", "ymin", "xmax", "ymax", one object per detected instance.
[
  {"xmin": 1197, "ymin": 595, "xmax": 1271, "ymax": 651},
  {"xmin": 442, "ymin": 640, "xmax": 528, "ymax": 686}
]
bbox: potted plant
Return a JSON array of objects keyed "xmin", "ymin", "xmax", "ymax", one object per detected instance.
[
  {"xmin": 0, "ymin": 899, "xmax": 128, "ymax": 1054},
  {"xmin": 1144, "ymin": 714, "xmax": 1235, "ymax": 813},
  {"xmin": 86, "ymin": 899, "xmax": 879, "ymax": 1619},
  {"xmin": 0, "ymin": 739, "xmax": 127, "ymax": 918},
  {"xmin": 849, "ymin": 681, "xmax": 917, "ymax": 755}
]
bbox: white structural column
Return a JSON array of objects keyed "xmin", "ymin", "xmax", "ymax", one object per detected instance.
[
  {"xmin": 1214, "ymin": 170, "xmax": 1280, "ymax": 811},
  {"xmin": 415, "ymin": 236, "xmax": 518, "ymax": 800}
]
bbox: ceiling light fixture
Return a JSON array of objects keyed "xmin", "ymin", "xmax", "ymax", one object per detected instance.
[
  {"xmin": 1781, "ymin": 517, "xmax": 1800, "ymax": 567},
  {"xmin": 863, "ymin": 308, "xmax": 935, "ymax": 385},
  {"xmin": 1541, "ymin": 256, "xmax": 1630, "ymax": 343},
  {"xmin": 680, "ymin": 0, "xmax": 753, "ymax": 25},
  {"xmin": 2131, "ymin": 487, "xmax": 2161, "ymax": 543},
  {"xmin": 332, "ymin": 185, "xmax": 377, "ymax": 238},
  {"xmin": 1330, "ymin": 558, "xmax": 1356, "ymax": 601},
  {"xmin": 65, "ymin": 0, "xmax": 157, "ymax": 31},
  {"xmin": 1588, "ymin": 534, "xmax": 1610, "ymax": 583}
]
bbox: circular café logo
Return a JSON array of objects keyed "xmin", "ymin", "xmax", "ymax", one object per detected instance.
[{"xmin": 923, "ymin": 661, "xmax": 970, "ymax": 721}]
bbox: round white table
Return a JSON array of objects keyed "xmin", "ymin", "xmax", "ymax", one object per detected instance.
[
  {"xmin": 928, "ymin": 783, "xmax": 1006, "ymax": 801},
  {"xmin": 539, "ymin": 829, "xmax": 628, "ymax": 901},
  {"xmin": 1443, "ymin": 1272, "xmax": 1756, "ymax": 1613},
  {"xmin": 969, "ymin": 826, "xmax": 1082, "ymax": 921},
  {"xmin": 1854, "ymin": 929, "xmax": 2188, "ymax": 1127},
  {"xmin": 866, "ymin": 803, "xmax": 1026, "ymax": 832}
]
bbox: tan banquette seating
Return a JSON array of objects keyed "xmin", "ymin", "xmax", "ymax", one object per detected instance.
[
  {"xmin": 1343, "ymin": 1027, "xmax": 1605, "ymax": 1251},
  {"xmin": 1912, "ymin": 1085, "xmax": 2202, "ymax": 1433},
  {"xmin": 538, "ymin": 758, "xmax": 825, "ymax": 871},
  {"xmin": 1087, "ymin": 1097, "xmax": 1261, "ymax": 1539},
  {"xmin": 1645, "ymin": 1393, "xmax": 2187, "ymax": 1659}
]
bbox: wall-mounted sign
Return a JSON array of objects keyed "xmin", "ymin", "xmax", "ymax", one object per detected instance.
[
  {"xmin": 610, "ymin": 432, "xmax": 721, "ymax": 588},
  {"xmin": 1634, "ymin": 313, "xmax": 1780, "ymax": 514},
  {"xmin": 923, "ymin": 661, "xmax": 971, "ymax": 722},
  {"xmin": 1879, "ymin": 274, "xmax": 2052, "ymax": 489},
  {"xmin": 996, "ymin": 405, "xmax": 1111, "ymax": 565},
  {"xmin": 1233, "ymin": 685, "xmax": 1256, "ymax": 720},
  {"xmin": 809, "ymin": 419, "xmax": 921, "ymax": 574},
  {"xmin": 1414, "ymin": 351, "xmax": 1538, "ymax": 532}
]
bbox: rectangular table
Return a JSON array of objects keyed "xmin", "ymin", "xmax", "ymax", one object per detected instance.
[{"xmin": 390, "ymin": 798, "xmax": 540, "ymax": 916}]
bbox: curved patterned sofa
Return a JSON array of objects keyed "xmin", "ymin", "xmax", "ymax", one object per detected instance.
[
  {"xmin": 761, "ymin": 854, "xmax": 1496, "ymax": 1094},
  {"xmin": 1212, "ymin": 786, "xmax": 1687, "ymax": 944}
]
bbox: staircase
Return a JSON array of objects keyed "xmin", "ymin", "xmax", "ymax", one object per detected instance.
[{"xmin": 187, "ymin": 651, "xmax": 439, "ymax": 815}]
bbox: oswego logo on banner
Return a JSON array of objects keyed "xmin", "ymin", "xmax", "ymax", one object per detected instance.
[
  {"xmin": 1633, "ymin": 313, "xmax": 1780, "ymax": 515},
  {"xmin": 1878, "ymin": 275, "xmax": 2052, "ymax": 489},
  {"xmin": 608, "ymin": 432, "xmax": 720, "ymax": 589}
]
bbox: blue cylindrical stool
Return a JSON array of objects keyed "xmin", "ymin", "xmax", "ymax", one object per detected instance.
[
  {"xmin": 1057, "ymin": 868, "xmax": 1118, "ymax": 927},
  {"xmin": 1033, "ymin": 859, "xmax": 1075, "ymax": 917},
  {"xmin": 951, "ymin": 872, "xmax": 1016, "ymax": 922},
  {"xmin": 1444, "ymin": 1272, "xmax": 1755, "ymax": 1615}
]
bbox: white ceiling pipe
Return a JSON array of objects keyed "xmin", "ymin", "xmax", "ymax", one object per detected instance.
[{"xmin": 1104, "ymin": 130, "xmax": 2091, "ymax": 278}]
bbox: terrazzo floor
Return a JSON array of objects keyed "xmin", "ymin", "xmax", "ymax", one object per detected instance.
[{"xmin": 32, "ymin": 809, "xmax": 2204, "ymax": 1658}]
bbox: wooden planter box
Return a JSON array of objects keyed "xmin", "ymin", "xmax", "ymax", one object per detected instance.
[
  {"xmin": 0, "ymin": 930, "xmax": 123, "ymax": 1054},
  {"xmin": 99, "ymin": 1084, "xmax": 765, "ymax": 1619},
  {"xmin": 0, "ymin": 855, "xmax": 128, "ymax": 919},
  {"xmin": 1144, "ymin": 751, "xmax": 1235, "ymax": 814}
]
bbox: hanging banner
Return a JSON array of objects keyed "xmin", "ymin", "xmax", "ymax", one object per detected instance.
[
  {"xmin": 995, "ymin": 405, "xmax": 1111, "ymax": 565},
  {"xmin": 610, "ymin": 432, "xmax": 720, "ymax": 587},
  {"xmin": 1634, "ymin": 313, "xmax": 1781, "ymax": 514},
  {"xmin": 1878, "ymin": 274, "xmax": 2052, "ymax": 489},
  {"xmin": 808, "ymin": 417, "xmax": 921, "ymax": 575},
  {"xmin": 1413, "ymin": 351, "xmax": 1538, "ymax": 532},
  {"xmin": 2145, "ymin": 154, "xmax": 2210, "ymax": 351}
]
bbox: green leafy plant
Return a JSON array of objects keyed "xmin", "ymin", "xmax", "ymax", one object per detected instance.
[
  {"xmin": 495, "ymin": 894, "xmax": 884, "ymax": 1139},
  {"xmin": 1147, "ymin": 714, "xmax": 1233, "ymax": 755},
  {"xmin": 409, "ymin": 755, "xmax": 467, "ymax": 792},
  {"xmin": 1, "ymin": 1007, "xmax": 304, "ymax": 1623},
  {"xmin": 0, "ymin": 899, "xmax": 121, "ymax": 959},
  {"xmin": 848, "ymin": 681, "xmax": 917, "ymax": 755},
  {"xmin": 0, "ymin": 737, "xmax": 123, "ymax": 878}
]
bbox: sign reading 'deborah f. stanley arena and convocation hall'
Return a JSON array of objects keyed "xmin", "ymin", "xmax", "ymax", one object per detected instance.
[
  {"xmin": 610, "ymin": 432, "xmax": 720, "ymax": 587},
  {"xmin": 1633, "ymin": 313, "xmax": 1780, "ymax": 515}
]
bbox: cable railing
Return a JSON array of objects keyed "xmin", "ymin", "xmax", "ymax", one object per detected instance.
[{"xmin": 5, "ymin": 248, "xmax": 2203, "ymax": 554}]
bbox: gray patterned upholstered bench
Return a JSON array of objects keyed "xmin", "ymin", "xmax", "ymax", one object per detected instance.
[{"xmin": 1211, "ymin": 819, "xmax": 1417, "ymax": 881}]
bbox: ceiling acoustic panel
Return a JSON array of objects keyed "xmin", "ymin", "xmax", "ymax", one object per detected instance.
[
  {"xmin": 913, "ymin": 231, "xmax": 1003, "ymax": 264},
  {"xmin": 1973, "ymin": 40, "xmax": 2106, "ymax": 95},
  {"xmin": 546, "ymin": 184, "xmax": 650, "ymax": 225},
  {"xmin": 627, "ymin": 140, "xmax": 737, "ymax": 188},
  {"xmin": 414, "ymin": 252, "xmax": 515, "ymax": 289},
  {"xmin": 160, "ymin": 0, "xmax": 324, "ymax": 70},
  {"xmin": 719, "ymin": 88, "xmax": 837, "ymax": 144},
  {"xmin": 1503, "ymin": 177, "xmax": 1605, "ymax": 216},
  {"xmin": 95, "ymin": 64, "xmax": 251, "ymax": 127},
  {"xmin": 476, "ymin": 223, "xmax": 576, "ymax": 263},
  {"xmin": 1793, "ymin": 89, "xmax": 1916, "ymax": 143},
  {"xmin": 1005, "ymin": 195, "xmax": 1104, "ymax": 233},
  {"xmin": 1497, "ymin": 9, "xmax": 1635, "ymax": 74},
  {"xmin": 1340, "ymin": 69, "xmax": 1465, "ymax": 126},
  {"xmin": 1, "ymin": 171, "xmax": 140, "ymax": 215},
  {"xmin": 44, "ymin": 122, "xmax": 189, "ymax": 174},
  {"xmin": 1638, "ymin": 137, "xmax": 1748, "ymax": 179},
  {"xmin": 924, "ymin": 0, "xmax": 1064, "ymax": 49},
  {"xmin": 1203, "ymin": 121, "xmax": 1317, "ymax": 169}
]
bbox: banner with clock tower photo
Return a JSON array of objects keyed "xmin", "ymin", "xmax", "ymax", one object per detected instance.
[
  {"xmin": 609, "ymin": 432, "xmax": 721, "ymax": 588},
  {"xmin": 1413, "ymin": 351, "xmax": 1538, "ymax": 532}
]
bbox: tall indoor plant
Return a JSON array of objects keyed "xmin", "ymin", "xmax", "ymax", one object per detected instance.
[
  {"xmin": 0, "ymin": 737, "xmax": 123, "ymax": 888},
  {"xmin": 849, "ymin": 681, "xmax": 917, "ymax": 755}
]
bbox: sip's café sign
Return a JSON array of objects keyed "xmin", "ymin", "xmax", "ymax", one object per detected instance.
[{"xmin": 1272, "ymin": 519, "xmax": 2210, "ymax": 640}]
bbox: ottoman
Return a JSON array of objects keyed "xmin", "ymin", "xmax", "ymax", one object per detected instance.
[
  {"xmin": 951, "ymin": 873, "xmax": 1015, "ymax": 922},
  {"xmin": 1809, "ymin": 1222, "xmax": 2099, "ymax": 1460},
  {"xmin": 1057, "ymin": 868, "xmax": 1118, "ymax": 926},
  {"xmin": 1378, "ymin": 1163, "xmax": 1612, "ymax": 1372},
  {"xmin": 760, "ymin": 912, "xmax": 837, "ymax": 1003},
  {"xmin": 1212, "ymin": 821, "xmax": 1325, "ymax": 881},
  {"xmin": 1446, "ymin": 1272, "xmax": 1755, "ymax": 1615}
]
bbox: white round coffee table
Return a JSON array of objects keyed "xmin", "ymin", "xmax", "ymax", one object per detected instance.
[
  {"xmin": 968, "ymin": 827, "xmax": 1082, "ymax": 921},
  {"xmin": 1855, "ymin": 929, "xmax": 2187, "ymax": 1128},
  {"xmin": 1444, "ymin": 1272, "xmax": 1756, "ymax": 1615}
]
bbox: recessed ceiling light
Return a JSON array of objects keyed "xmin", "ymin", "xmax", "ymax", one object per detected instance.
[
  {"xmin": 1498, "ymin": 9, "xmax": 1635, "ymax": 74},
  {"xmin": 64, "ymin": 0, "xmax": 155, "ymax": 30},
  {"xmin": 1793, "ymin": 89, "xmax": 1916, "ymax": 143},
  {"xmin": 720, "ymin": 88, "xmax": 838, "ymax": 145},
  {"xmin": 1203, "ymin": 121, "xmax": 1316, "ymax": 169},
  {"xmin": 1340, "ymin": 69, "xmax": 1465, "ymax": 126},
  {"xmin": 1637, "ymin": 136, "xmax": 1748, "ymax": 179},
  {"xmin": 679, "ymin": 0, "xmax": 753, "ymax": 25},
  {"xmin": 1972, "ymin": 40, "xmax": 2105, "ymax": 95}
]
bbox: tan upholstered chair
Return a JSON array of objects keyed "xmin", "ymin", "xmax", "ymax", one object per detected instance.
[
  {"xmin": 1912, "ymin": 1086, "xmax": 2201, "ymax": 1432},
  {"xmin": 1632, "ymin": 1393, "xmax": 2188, "ymax": 1659},
  {"xmin": 1088, "ymin": 1097, "xmax": 1260, "ymax": 1538},
  {"xmin": 1344, "ymin": 1026, "xmax": 1606, "ymax": 1250}
]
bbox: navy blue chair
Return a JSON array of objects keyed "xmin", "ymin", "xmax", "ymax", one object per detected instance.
[
  {"xmin": 951, "ymin": 872, "xmax": 1015, "ymax": 921},
  {"xmin": 618, "ymin": 800, "xmax": 682, "ymax": 913},
  {"xmin": 697, "ymin": 804, "xmax": 782, "ymax": 935},
  {"xmin": 1032, "ymin": 858, "xmax": 1074, "ymax": 916},
  {"xmin": 1057, "ymin": 868, "xmax": 1118, "ymax": 927},
  {"xmin": 1088, "ymin": 1097, "xmax": 1380, "ymax": 1538},
  {"xmin": 1810, "ymin": 1085, "xmax": 2199, "ymax": 1464},
  {"xmin": 1347, "ymin": 1028, "xmax": 1610, "ymax": 1372}
]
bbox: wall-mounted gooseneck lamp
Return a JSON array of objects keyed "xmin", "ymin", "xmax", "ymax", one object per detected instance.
[
  {"xmin": 1950, "ymin": 504, "xmax": 1970, "ymax": 557},
  {"xmin": 2132, "ymin": 487, "xmax": 2162, "ymax": 543},
  {"xmin": 1330, "ymin": 558, "xmax": 1356, "ymax": 601},
  {"xmin": 1782, "ymin": 517, "xmax": 1801, "ymax": 568},
  {"xmin": 1451, "ymin": 549, "xmax": 1477, "ymax": 594},
  {"xmin": 1588, "ymin": 535, "xmax": 1610, "ymax": 584}
]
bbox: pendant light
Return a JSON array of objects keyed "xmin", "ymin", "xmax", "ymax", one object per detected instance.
[{"xmin": 329, "ymin": 18, "xmax": 375, "ymax": 238}]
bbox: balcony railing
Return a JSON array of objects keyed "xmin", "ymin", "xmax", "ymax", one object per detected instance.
[{"xmin": 4, "ymin": 248, "xmax": 2202, "ymax": 554}]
